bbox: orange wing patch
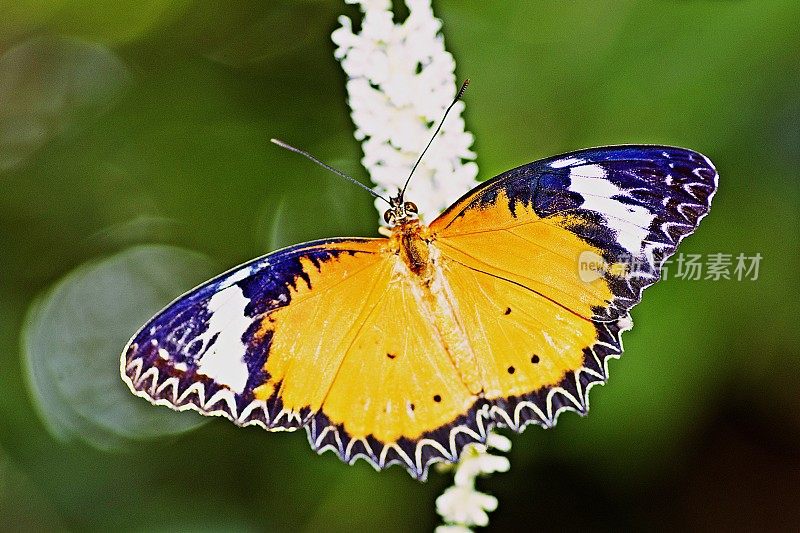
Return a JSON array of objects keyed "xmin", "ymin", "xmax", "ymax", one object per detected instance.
[
  {"xmin": 431, "ymin": 187, "xmax": 615, "ymax": 321},
  {"xmin": 437, "ymin": 256, "xmax": 599, "ymax": 399},
  {"xmin": 424, "ymin": 186, "xmax": 621, "ymax": 428}
]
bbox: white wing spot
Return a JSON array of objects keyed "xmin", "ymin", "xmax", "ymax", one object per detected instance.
[
  {"xmin": 221, "ymin": 266, "xmax": 253, "ymax": 287},
  {"xmin": 568, "ymin": 165, "xmax": 656, "ymax": 255},
  {"xmin": 571, "ymin": 163, "xmax": 606, "ymax": 178},
  {"xmin": 550, "ymin": 156, "xmax": 586, "ymax": 168},
  {"xmin": 193, "ymin": 284, "xmax": 252, "ymax": 394}
]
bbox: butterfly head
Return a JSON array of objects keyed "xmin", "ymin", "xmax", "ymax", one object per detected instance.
[{"xmin": 384, "ymin": 192, "xmax": 418, "ymax": 226}]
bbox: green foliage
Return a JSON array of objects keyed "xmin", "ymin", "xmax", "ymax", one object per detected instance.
[
  {"xmin": 22, "ymin": 245, "xmax": 214, "ymax": 450},
  {"xmin": 0, "ymin": 36, "xmax": 130, "ymax": 172}
]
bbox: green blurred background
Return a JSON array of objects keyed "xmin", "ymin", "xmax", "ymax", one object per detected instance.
[{"xmin": 1, "ymin": 1, "xmax": 799, "ymax": 531}]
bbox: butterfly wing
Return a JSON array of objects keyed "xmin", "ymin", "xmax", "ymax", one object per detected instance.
[
  {"xmin": 122, "ymin": 237, "xmax": 481, "ymax": 478},
  {"xmin": 122, "ymin": 238, "xmax": 384, "ymax": 428},
  {"xmin": 428, "ymin": 145, "xmax": 717, "ymax": 428}
]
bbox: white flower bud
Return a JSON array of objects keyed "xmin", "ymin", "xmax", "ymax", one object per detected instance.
[{"xmin": 333, "ymin": 0, "xmax": 478, "ymax": 225}]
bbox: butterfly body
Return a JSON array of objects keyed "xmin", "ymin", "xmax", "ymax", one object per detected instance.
[
  {"xmin": 122, "ymin": 145, "xmax": 717, "ymax": 479},
  {"xmin": 393, "ymin": 219, "xmax": 434, "ymax": 278}
]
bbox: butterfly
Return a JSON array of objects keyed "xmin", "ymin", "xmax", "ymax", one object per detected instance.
[{"xmin": 121, "ymin": 136, "xmax": 716, "ymax": 479}]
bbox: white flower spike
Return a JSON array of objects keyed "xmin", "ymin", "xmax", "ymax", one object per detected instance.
[
  {"xmin": 435, "ymin": 436, "xmax": 512, "ymax": 530},
  {"xmin": 332, "ymin": 0, "xmax": 478, "ymax": 224},
  {"xmin": 333, "ymin": 1, "xmax": 509, "ymax": 530}
]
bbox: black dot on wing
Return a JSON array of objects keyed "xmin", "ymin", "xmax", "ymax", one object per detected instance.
[
  {"xmin": 386, "ymin": 352, "xmax": 397, "ymax": 359},
  {"xmin": 507, "ymin": 366, "xmax": 515, "ymax": 374},
  {"xmin": 531, "ymin": 355, "xmax": 540, "ymax": 364},
  {"xmin": 410, "ymin": 403, "xmax": 415, "ymax": 411},
  {"xmin": 433, "ymin": 394, "xmax": 441, "ymax": 403},
  {"xmin": 504, "ymin": 307, "xmax": 512, "ymax": 315}
]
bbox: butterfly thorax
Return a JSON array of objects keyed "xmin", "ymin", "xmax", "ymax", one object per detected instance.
[{"xmin": 391, "ymin": 219, "xmax": 435, "ymax": 280}]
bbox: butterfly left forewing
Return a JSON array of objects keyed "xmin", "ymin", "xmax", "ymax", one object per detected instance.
[{"xmin": 122, "ymin": 238, "xmax": 388, "ymax": 429}]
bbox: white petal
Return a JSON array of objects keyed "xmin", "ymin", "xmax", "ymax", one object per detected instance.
[
  {"xmin": 487, "ymin": 433, "xmax": 513, "ymax": 452},
  {"xmin": 335, "ymin": 0, "xmax": 478, "ymax": 226},
  {"xmin": 436, "ymin": 486, "xmax": 498, "ymax": 527}
]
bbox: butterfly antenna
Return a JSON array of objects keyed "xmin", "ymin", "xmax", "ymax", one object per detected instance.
[
  {"xmin": 271, "ymin": 138, "xmax": 390, "ymax": 205},
  {"xmin": 400, "ymin": 78, "xmax": 470, "ymax": 200}
]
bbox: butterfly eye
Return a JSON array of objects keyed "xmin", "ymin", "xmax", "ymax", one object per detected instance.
[
  {"xmin": 384, "ymin": 210, "xmax": 395, "ymax": 224},
  {"xmin": 404, "ymin": 202, "xmax": 418, "ymax": 214}
]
